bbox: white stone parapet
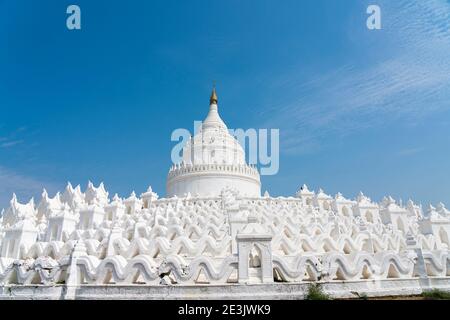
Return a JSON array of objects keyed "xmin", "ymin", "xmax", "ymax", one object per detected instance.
[
  {"xmin": 168, "ymin": 163, "xmax": 260, "ymax": 179},
  {"xmin": 167, "ymin": 163, "xmax": 261, "ymax": 198}
]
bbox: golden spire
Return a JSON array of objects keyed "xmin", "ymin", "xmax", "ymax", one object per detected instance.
[{"xmin": 210, "ymin": 85, "xmax": 218, "ymax": 105}]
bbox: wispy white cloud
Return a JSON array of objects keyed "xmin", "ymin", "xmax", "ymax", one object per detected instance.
[
  {"xmin": 0, "ymin": 126, "xmax": 28, "ymax": 148},
  {"xmin": 396, "ymin": 147, "xmax": 424, "ymax": 157},
  {"xmin": 263, "ymin": 0, "xmax": 450, "ymax": 154},
  {"xmin": 1, "ymin": 140, "xmax": 23, "ymax": 148}
]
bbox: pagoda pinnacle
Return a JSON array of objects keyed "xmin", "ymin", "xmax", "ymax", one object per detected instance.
[{"xmin": 210, "ymin": 86, "xmax": 218, "ymax": 105}]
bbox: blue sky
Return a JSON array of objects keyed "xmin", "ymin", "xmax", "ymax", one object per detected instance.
[{"xmin": 1, "ymin": 0, "xmax": 450, "ymax": 210}]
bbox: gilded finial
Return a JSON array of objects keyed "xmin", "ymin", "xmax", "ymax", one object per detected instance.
[{"xmin": 210, "ymin": 84, "xmax": 218, "ymax": 105}]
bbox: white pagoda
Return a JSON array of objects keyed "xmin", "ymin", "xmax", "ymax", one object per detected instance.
[
  {"xmin": 0, "ymin": 89, "xmax": 449, "ymax": 299},
  {"xmin": 167, "ymin": 88, "xmax": 261, "ymax": 198}
]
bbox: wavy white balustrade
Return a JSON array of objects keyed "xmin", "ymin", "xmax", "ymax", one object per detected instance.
[{"xmin": 1, "ymin": 183, "xmax": 450, "ymax": 287}]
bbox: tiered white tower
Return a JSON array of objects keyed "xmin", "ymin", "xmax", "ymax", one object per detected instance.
[{"xmin": 166, "ymin": 88, "xmax": 261, "ymax": 198}]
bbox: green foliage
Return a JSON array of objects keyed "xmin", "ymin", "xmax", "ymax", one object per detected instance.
[
  {"xmin": 422, "ymin": 289, "xmax": 450, "ymax": 300},
  {"xmin": 305, "ymin": 284, "xmax": 330, "ymax": 300}
]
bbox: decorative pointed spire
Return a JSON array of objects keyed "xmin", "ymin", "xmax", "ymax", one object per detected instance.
[
  {"xmin": 11, "ymin": 193, "xmax": 17, "ymax": 204},
  {"xmin": 203, "ymin": 84, "xmax": 227, "ymax": 130},
  {"xmin": 210, "ymin": 86, "xmax": 218, "ymax": 105},
  {"xmin": 42, "ymin": 188, "xmax": 48, "ymax": 199}
]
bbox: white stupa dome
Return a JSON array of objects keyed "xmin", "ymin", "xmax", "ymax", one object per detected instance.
[{"xmin": 166, "ymin": 88, "xmax": 261, "ymax": 198}]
